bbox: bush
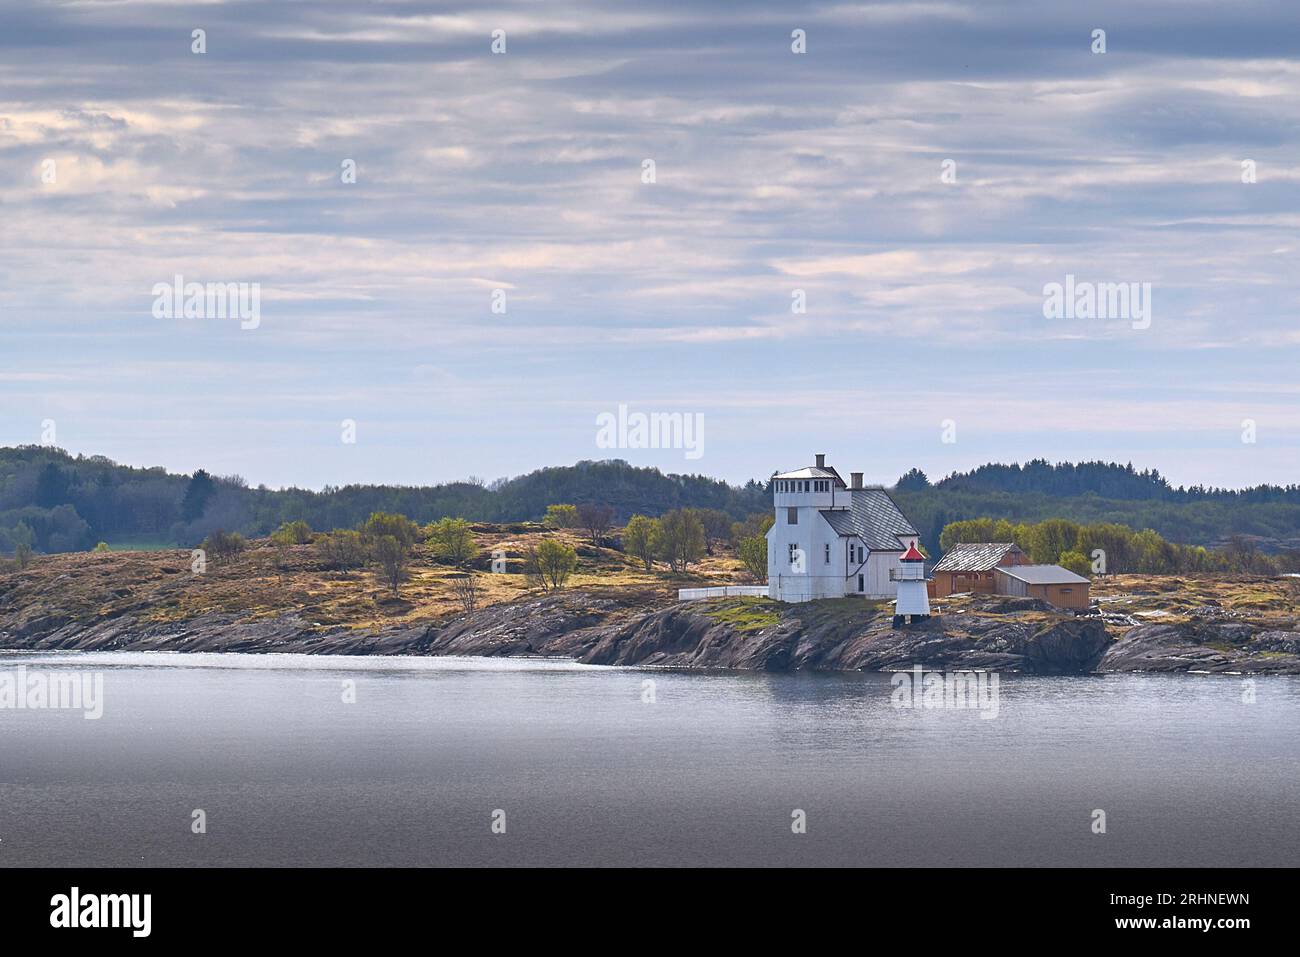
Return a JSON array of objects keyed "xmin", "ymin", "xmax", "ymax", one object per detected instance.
[
  {"xmin": 1058, "ymin": 550, "xmax": 1092, "ymax": 578},
  {"xmin": 201, "ymin": 530, "xmax": 246, "ymax": 562},
  {"xmin": 94, "ymin": 542, "xmax": 111, "ymax": 553},
  {"xmin": 272, "ymin": 520, "xmax": 313, "ymax": 545},
  {"xmin": 525, "ymin": 539, "xmax": 578, "ymax": 591},
  {"xmin": 426, "ymin": 517, "xmax": 479, "ymax": 565},
  {"xmin": 543, "ymin": 504, "xmax": 579, "ymax": 529},
  {"xmin": 316, "ymin": 530, "xmax": 366, "ymax": 570},
  {"xmin": 361, "ymin": 512, "xmax": 420, "ymax": 550}
]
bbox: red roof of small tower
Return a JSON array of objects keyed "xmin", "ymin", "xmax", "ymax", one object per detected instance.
[{"xmin": 900, "ymin": 543, "xmax": 925, "ymax": 562}]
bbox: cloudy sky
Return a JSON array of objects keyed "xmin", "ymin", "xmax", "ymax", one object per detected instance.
[{"xmin": 2, "ymin": 0, "xmax": 1298, "ymax": 490}]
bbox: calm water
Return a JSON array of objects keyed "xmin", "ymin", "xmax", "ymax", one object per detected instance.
[{"xmin": 0, "ymin": 651, "xmax": 1296, "ymax": 867}]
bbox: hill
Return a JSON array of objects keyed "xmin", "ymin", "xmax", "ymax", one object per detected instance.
[{"xmin": 2, "ymin": 445, "xmax": 1300, "ymax": 556}]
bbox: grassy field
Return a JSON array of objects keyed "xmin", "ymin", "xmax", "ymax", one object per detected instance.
[{"xmin": 0, "ymin": 524, "xmax": 758, "ymax": 634}]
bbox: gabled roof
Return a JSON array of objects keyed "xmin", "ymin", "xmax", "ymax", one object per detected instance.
[
  {"xmin": 994, "ymin": 564, "xmax": 1090, "ymax": 585},
  {"xmin": 773, "ymin": 466, "xmax": 846, "ymax": 485},
  {"xmin": 933, "ymin": 542, "xmax": 1023, "ymax": 572},
  {"xmin": 819, "ymin": 488, "xmax": 918, "ymax": 551}
]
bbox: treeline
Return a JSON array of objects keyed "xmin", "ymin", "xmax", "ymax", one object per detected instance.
[
  {"xmin": 6, "ymin": 445, "xmax": 1300, "ymax": 560},
  {"xmin": 919, "ymin": 459, "xmax": 1300, "ymax": 503},
  {"xmin": 895, "ymin": 488, "xmax": 1300, "ymax": 557},
  {"xmin": 0, "ymin": 446, "xmax": 768, "ymax": 554},
  {"xmin": 940, "ymin": 518, "xmax": 1300, "ymax": 576}
]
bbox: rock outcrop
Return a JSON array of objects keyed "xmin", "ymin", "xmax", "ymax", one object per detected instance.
[
  {"xmin": 1099, "ymin": 621, "xmax": 1300, "ymax": 673},
  {"xmin": 3, "ymin": 584, "xmax": 1297, "ymax": 674}
]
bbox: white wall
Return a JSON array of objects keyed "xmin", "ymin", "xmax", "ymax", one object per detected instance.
[{"xmin": 767, "ymin": 501, "xmax": 846, "ymax": 602}]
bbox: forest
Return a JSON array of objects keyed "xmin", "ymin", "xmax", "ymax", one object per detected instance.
[{"xmin": 1, "ymin": 445, "xmax": 1297, "ymax": 557}]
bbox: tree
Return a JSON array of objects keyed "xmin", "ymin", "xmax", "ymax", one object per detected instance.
[
  {"xmin": 450, "ymin": 572, "xmax": 481, "ymax": 613},
  {"xmin": 181, "ymin": 470, "xmax": 217, "ymax": 522},
  {"xmin": 361, "ymin": 512, "xmax": 420, "ymax": 550},
  {"xmin": 34, "ymin": 463, "xmax": 71, "ymax": 508},
  {"xmin": 623, "ymin": 514, "xmax": 659, "ymax": 571},
  {"xmin": 525, "ymin": 539, "xmax": 578, "ymax": 591},
  {"xmin": 373, "ymin": 534, "xmax": 409, "ymax": 596},
  {"xmin": 731, "ymin": 512, "xmax": 774, "ymax": 545},
  {"xmin": 696, "ymin": 508, "xmax": 732, "ymax": 556},
  {"xmin": 576, "ymin": 503, "xmax": 615, "ymax": 547},
  {"xmin": 896, "ymin": 468, "xmax": 931, "ymax": 491},
  {"xmin": 93, "ymin": 542, "xmax": 110, "ymax": 552},
  {"xmin": 316, "ymin": 530, "xmax": 366, "ymax": 570},
  {"xmin": 543, "ymin": 504, "xmax": 579, "ymax": 529},
  {"xmin": 1058, "ymin": 550, "xmax": 1092, "ymax": 578},
  {"xmin": 14, "ymin": 541, "xmax": 34, "ymax": 569},
  {"xmin": 427, "ymin": 517, "xmax": 479, "ymax": 565},
  {"xmin": 738, "ymin": 535, "xmax": 767, "ymax": 580},
  {"xmin": 1026, "ymin": 518, "xmax": 1081, "ymax": 564},
  {"xmin": 656, "ymin": 508, "xmax": 706, "ymax": 573}
]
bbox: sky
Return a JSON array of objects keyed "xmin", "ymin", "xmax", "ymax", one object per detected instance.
[{"xmin": 2, "ymin": 0, "xmax": 1298, "ymax": 491}]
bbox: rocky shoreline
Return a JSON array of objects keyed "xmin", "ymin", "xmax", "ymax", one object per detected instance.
[{"xmin": 3, "ymin": 588, "xmax": 1298, "ymax": 675}]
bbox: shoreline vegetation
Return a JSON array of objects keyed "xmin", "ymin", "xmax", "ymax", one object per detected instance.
[{"xmin": 3, "ymin": 513, "xmax": 1298, "ymax": 675}]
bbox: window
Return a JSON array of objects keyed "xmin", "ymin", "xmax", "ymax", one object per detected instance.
[
  {"xmin": 824, "ymin": 543, "xmax": 831, "ymax": 564},
  {"xmin": 1061, "ymin": 587, "xmax": 1073, "ymax": 593},
  {"xmin": 857, "ymin": 574, "xmax": 864, "ymax": 592},
  {"xmin": 787, "ymin": 507, "xmax": 798, "ymax": 525},
  {"xmin": 788, "ymin": 544, "xmax": 799, "ymax": 565}
]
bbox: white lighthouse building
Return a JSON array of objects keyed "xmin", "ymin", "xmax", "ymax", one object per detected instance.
[
  {"xmin": 765, "ymin": 453, "xmax": 922, "ymax": 603},
  {"xmin": 892, "ymin": 541, "xmax": 931, "ymax": 626}
]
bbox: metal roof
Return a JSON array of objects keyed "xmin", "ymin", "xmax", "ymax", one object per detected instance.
[
  {"xmin": 933, "ymin": 542, "xmax": 1022, "ymax": 572},
  {"xmin": 994, "ymin": 564, "xmax": 1090, "ymax": 585},
  {"xmin": 819, "ymin": 488, "xmax": 918, "ymax": 551},
  {"xmin": 772, "ymin": 466, "xmax": 845, "ymax": 484}
]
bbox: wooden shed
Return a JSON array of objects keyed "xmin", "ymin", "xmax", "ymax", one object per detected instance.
[
  {"xmin": 930, "ymin": 543, "xmax": 1028, "ymax": 598},
  {"xmin": 993, "ymin": 564, "xmax": 1091, "ymax": 611}
]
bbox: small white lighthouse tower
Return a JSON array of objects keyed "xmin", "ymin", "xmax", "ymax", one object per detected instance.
[{"xmin": 892, "ymin": 542, "xmax": 931, "ymax": 627}]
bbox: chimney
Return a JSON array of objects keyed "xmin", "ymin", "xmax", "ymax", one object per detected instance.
[
  {"xmin": 851, "ymin": 472, "xmax": 863, "ymax": 489},
  {"xmin": 815, "ymin": 453, "xmax": 826, "ymax": 469}
]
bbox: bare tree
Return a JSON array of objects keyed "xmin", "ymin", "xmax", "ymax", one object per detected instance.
[
  {"xmin": 576, "ymin": 503, "xmax": 615, "ymax": 547},
  {"xmin": 451, "ymin": 571, "xmax": 480, "ymax": 613}
]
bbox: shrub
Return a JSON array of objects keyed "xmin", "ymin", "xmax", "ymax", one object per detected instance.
[
  {"xmin": 316, "ymin": 530, "xmax": 366, "ymax": 570},
  {"xmin": 201, "ymin": 530, "xmax": 246, "ymax": 562},
  {"xmin": 426, "ymin": 517, "xmax": 479, "ymax": 565},
  {"xmin": 525, "ymin": 539, "xmax": 577, "ymax": 591},
  {"xmin": 272, "ymin": 520, "xmax": 313, "ymax": 545},
  {"xmin": 543, "ymin": 504, "xmax": 579, "ymax": 529}
]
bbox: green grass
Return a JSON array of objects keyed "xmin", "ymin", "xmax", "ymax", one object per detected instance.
[
  {"xmin": 698, "ymin": 596, "xmax": 781, "ymax": 633},
  {"xmin": 103, "ymin": 538, "xmax": 178, "ymax": 552}
]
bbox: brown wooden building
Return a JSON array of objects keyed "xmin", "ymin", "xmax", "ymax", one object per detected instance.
[
  {"xmin": 930, "ymin": 543, "xmax": 1028, "ymax": 598},
  {"xmin": 993, "ymin": 564, "xmax": 1091, "ymax": 611}
]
